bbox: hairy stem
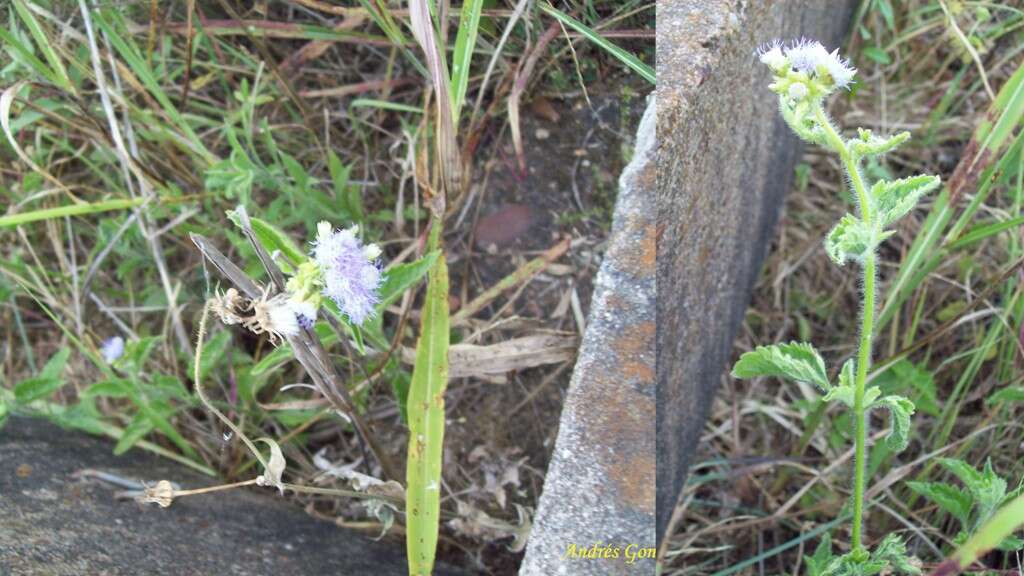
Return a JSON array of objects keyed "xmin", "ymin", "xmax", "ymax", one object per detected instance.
[{"xmin": 815, "ymin": 99, "xmax": 876, "ymax": 555}]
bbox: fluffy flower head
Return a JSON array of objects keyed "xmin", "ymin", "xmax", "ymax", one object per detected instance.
[
  {"xmin": 756, "ymin": 40, "xmax": 786, "ymax": 71},
  {"xmin": 784, "ymin": 39, "xmax": 856, "ymax": 90},
  {"xmin": 312, "ymin": 221, "xmax": 382, "ymax": 326},
  {"xmin": 101, "ymin": 336, "xmax": 125, "ymax": 363}
]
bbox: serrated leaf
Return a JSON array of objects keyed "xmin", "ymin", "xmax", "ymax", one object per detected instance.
[
  {"xmin": 731, "ymin": 342, "xmax": 829, "ymax": 391},
  {"xmin": 907, "ymin": 481, "xmax": 973, "ymax": 526},
  {"xmin": 872, "ymin": 174, "xmax": 941, "ymax": 227},
  {"xmin": 826, "ymin": 214, "xmax": 883, "ymax": 265},
  {"xmin": 871, "ymin": 533, "xmax": 921, "ymax": 575},
  {"xmin": 825, "ymin": 383, "xmax": 880, "ymax": 409},
  {"xmin": 805, "ymin": 532, "xmax": 834, "ymax": 576},
  {"xmin": 872, "ymin": 394, "xmax": 915, "ymax": 452}
]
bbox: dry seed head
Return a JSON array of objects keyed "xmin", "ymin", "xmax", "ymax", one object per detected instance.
[
  {"xmin": 242, "ymin": 287, "xmax": 299, "ymax": 344},
  {"xmin": 141, "ymin": 480, "xmax": 176, "ymax": 508},
  {"xmin": 211, "ymin": 287, "xmax": 246, "ymax": 326}
]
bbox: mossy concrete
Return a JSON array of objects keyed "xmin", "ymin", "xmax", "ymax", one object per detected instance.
[
  {"xmin": 0, "ymin": 416, "xmax": 464, "ymax": 575},
  {"xmin": 656, "ymin": 0, "xmax": 856, "ymax": 543}
]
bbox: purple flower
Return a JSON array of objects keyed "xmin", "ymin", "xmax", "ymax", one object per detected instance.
[
  {"xmin": 101, "ymin": 336, "xmax": 125, "ymax": 363},
  {"xmin": 312, "ymin": 222, "xmax": 382, "ymax": 326}
]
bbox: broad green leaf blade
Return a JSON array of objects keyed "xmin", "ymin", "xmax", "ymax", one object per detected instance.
[
  {"xmin": 873, "ymin": 395, "xmax": 915, "ymax": 452},
  {"xmin": 872, "ymin": 174, "xmax": 941, "ymax": 228},
  {"xmin": 906, "ymin": 481, "xmax": 973, "ymax": 526},
  {"xmin": 539, "ymin": 3, "xmax": 655, "ymax": 84},
  {"xmin": 731, "ymin": 341, "xmax": 829, "ymax": 391},
  {"xmin": 227, "ymin": 209, "xmax": 307, "ymax": 267},
  {"xmin": 405, "ymin": 252, "xmax": 450, "ymax": 576},
  {"xmin": 450, "ymin": 0, "xmax": 484, "ymax": 120},
  {"xmin": 987, "ymin": 386, "xmax": 1024, "ymax": 406},
  {"xmin": 377, "ymin": 251, "xmax": 440, "ymax": 310}
]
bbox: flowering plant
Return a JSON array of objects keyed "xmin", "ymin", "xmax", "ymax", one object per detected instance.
[{"xmin": 732, "ymin": 39, "xmax": 941, "ymax": 574}]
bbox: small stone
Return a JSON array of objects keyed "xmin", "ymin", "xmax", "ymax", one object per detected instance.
[{"xmin": 535, "ymin": 128, "xmax": 550, "ymax": 140}]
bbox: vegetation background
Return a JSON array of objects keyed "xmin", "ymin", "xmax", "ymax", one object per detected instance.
[{"xmin": 0, "ymin": 1, "xmax": 653, "ymax": 573}]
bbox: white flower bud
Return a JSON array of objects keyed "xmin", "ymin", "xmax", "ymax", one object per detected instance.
[{"xmin": 788, "ymin": 82, "xmax": 809, "ymax": 100}]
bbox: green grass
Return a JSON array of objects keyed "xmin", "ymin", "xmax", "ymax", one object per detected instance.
[{"xmin": 0, "ymin": 2, "xmax": 652, "ymax": 574}]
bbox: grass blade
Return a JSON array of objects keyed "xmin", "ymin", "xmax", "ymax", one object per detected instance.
[
  {"xmin": 12, "ymin": 0, "xmax": 75, "ymax": 94},
  {"xmin": 0, "ymin": 198, "xmax": 146, "ymax": 228},
  {"xmin": 539, "ymin": 2, "xmax": 654, "ymax": 84},
  {"xmin": 450, "ymin": 0, "xmax": 483, "ymax": 121},
  {"xmin": 405, "ymin": 234, "xmax": 450, "ymax": 576},
  {"xmin": 931, "ymin": 494, "xmax": 1024, "ymax": 575}
]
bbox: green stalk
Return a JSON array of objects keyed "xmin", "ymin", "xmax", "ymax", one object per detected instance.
[{"xmin": 815, "ymin": 102, "xmax": 875, "ymax": 556}]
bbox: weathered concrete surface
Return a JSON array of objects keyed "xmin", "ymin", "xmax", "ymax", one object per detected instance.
[
  {"xmin": 0, "ymin": 417, "xmax": 464, "ymax": 575},
  {"xmin": 520, "ymin": 97, "xmax": 656, "ymax": 575},
  {"xmin": 656, "ymin": 0, "xmax": 856, "ymax": 543}
]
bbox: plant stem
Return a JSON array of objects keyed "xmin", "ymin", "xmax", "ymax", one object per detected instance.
[
  {"xmin": 852, "ymin": 253, "xmax": 875, "ymax": 554},
  {"xmin": 815, "ymin": 100, "xmax": 875, "ymax": 555}
]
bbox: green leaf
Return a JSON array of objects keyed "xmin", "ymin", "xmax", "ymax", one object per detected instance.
[
  {"xmin": 872, "ymin": 395, "xmax": 915, "ymax": 452},
  {"xmin": 862, "ymin": 46, "xmax": 891, "ymax": 65},
  {"xmin": 907, "ymin": 481, "xmax": 973, "ymax": 526},
  {"xmin": 871, "ymin": 174, "xmax": 941, "ymax": 228},
  {"xmin": 114, "ymin": 412, "xmax": 155, "ymax": 455},
  {"xmin": 872, "ymin": 359, "xmax": 940, "ymax": 417},
  {"xmin": 405, "ymin": 250, "xmax": 450, "ymax": 576},
  {"xmin": 731, "ymin": 341, "xmax": 829, "ymax": 391},
  {"xmin": 538, "ymin": 3, "xmax": 654, "ymax": 84},
  {"xmin": 450, "ymin": 0, "xmax": 484, "ymax": 120},
  {"xmin": 14, "ymin": 348, "xmax": 70, "ymax": 403},
  {"xmin": 377, "ymin": 251, "xmax": 440, "ymax": 310},
  {"xmin": 870, "ymin": 533, "xmax": 920, "ymax": 575},
  {"xmin": 805, "ymin": 533, "xmax": 834, "ymax": 576},
  {"xmin": 227, "ymin": 209, "xmax": 307, "ymax": 268},
  {"xmin": 81, "ymin": 378, "xmax": 134, "ymax": 399},
  {"xmin": 327, "ymin": 150, "xmax": 362, "ymax": 224},
  {"xmin": 987, "ymin": 386, "xmax": 1024, "ymax": 406},
  {"xmin": 14, "ymin": 376, "xmax": 63, "ymax": 404},
  {"xmin": 12, "ymin": 0, "xmax": 75, "ymax": 93},
  {"xmin": 120, "ymin": 336, "xmax": 161, "ymax": 376},
  {"xmin": 849, "ymin": 128, "xmax": 909, "ymax": 158},
  {"xmin": 825, "ymin": 214, "xmax": 885, "ymax": 265}
]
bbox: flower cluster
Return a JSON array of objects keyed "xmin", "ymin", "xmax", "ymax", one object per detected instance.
[
  {"xmin": 757, "ymin": 38, "xmax": 857, "ymax": 100},
  {"xmin": 311, "ymin": 221, "xmax": 382, "ymax": 326},
  {"xmin": 211, "ymin": 220, "xmax": 383, "ymax": 345}
]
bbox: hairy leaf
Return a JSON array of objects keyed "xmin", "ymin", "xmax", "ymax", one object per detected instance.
[
  {"xmin": 849, "ymin": 128, "xmax": 910, "ymax": 158},
  {"xmin": 826, "ymin": 214, "xmax": 886, "ymax": 265},
  {"xmin": 872, "ymin": 395, "xmax": 915, "ymax": 452},
  {"xmin": 731, "ymin": 341, "xmax": 829, "ymax": 391},
  {"xmin": 906, "ymin": 481, "xmax": 972, "ymax": 526},
  {"xmin": 872, "ymin": 174, "xmax": 941, "ymax": 227}
]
